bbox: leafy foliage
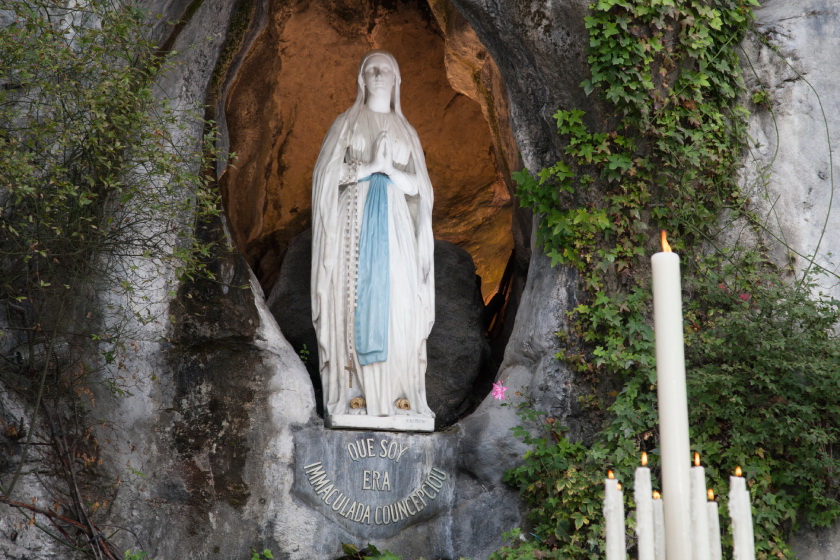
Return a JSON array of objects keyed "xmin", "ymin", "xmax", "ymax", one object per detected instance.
[
  {"xmin": 0, "ymin": 0, "xmax": 220, "ymax": 557},
  {"xmin": 338, "ymin": 543, "xmax": 402, "ymax": 560},
  {"xmin": 0, "ymin": 0, "xmax": 220, "ymax": 338},
  {"xmin": 686, "ymin": 261, "xmax": 840, "ymax": 537},
  {"xmin": 495, "ymin": 0, "xmax": 840, "ymax": 559}
]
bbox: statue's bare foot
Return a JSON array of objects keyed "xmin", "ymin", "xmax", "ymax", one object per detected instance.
[
  {"xmin": 394, "ymin": 398, "xmax": 411, "ymax": 415},
  {"xmin": 349, "ymin": 397, "xmax": 367, "ymax": 414}
]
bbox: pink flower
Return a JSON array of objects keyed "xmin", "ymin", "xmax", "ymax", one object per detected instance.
[
  {"xmin": 739, "ymin": 293, "xmax": 751, "ymax": 301},
  {"xmin": 491, "ymin": 380, "xmax": 508, "ymax": 400}
]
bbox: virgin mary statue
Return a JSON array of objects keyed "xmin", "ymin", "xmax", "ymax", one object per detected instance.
[{"xmin": 311, "ymin": 50, "xmax": 435, "ymax": 431}]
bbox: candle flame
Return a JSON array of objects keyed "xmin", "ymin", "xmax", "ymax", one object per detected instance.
[
  {"xmin": 617, "ymin": 483, "xmax": 623, "ymax": 491},
  {"xmin": 607, "ymin": 470, "xmax": 615, "ymax": 479},
  {"xmin": 653, "ymin": 491, "xmax": 661, "ymax": 499},
  {"xmin": 641, "ymin": 452, "xmax": 648, "ymax": 466},
  {"xmin": 708, "ymin": 488, "xmax": 715, "ymax": 501},
  {"xmin": 735, "ymin": 466, "xmax": 743, "ymax": 477},
  {"xmin": 694, "ymin": 452, "xmax": 701, "ymax": 467},
  {"xmin": 661, "ymin": 230, "xmax": 672, "ymax": 252}
]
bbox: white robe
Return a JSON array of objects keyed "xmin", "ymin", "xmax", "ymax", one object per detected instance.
[{"xmin": 311, "ymin": 92, "xmax": 434, "ymax": 419}]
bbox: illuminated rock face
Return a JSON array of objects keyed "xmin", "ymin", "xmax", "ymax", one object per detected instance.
[{"xmin": 220, "ymin": 0, "xmax": 516, "ymax": 300}]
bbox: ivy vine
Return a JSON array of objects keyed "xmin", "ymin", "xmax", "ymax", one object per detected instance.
[{"xmin": 493, "ymin": 1, "xmax": 839, "ymax": 559}]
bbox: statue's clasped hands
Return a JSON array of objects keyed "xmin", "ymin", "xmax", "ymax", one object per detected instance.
[
  {"xmin": 370, "ymin": 130, "xmax": 395, "ymax": 178},
  {"xmin": 356, "ymin": 130, "xmax": 417, "ymax": 196}
]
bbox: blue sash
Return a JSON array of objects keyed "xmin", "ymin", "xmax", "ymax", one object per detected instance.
[{"xmin": 355, "ymin": 173, "xmax": 390, "ymax": 365}]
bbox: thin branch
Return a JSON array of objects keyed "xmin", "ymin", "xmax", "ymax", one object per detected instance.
[{"xmin": 3, "ymin": 299, "xmax": 65, "ymax": 499}]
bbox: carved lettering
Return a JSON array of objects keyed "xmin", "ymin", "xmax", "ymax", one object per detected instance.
[
  {"xmin": 341, "ymin": 499, "xmax": 352, "ymax": 517},
  {"xmin": 306, "ymin": 464, "xmax": 331, "ymax": 492},
  {"xmin": 418, "ymin": 488, "xmax": 429, "ymax": 505},
  {"xmin": 396, "ymin": 500, "xmax": 408, "ymax": 519},
  {"xmin": 332, "ymin": 494, "xmax": 348, "ymax": 511},
  {"xmin": 347, "ymin": 437, "xmax": 411, "ymax": 463},
  {"xmin": 405, "ymin": 496, "xmax": 416, "ymax": 516},
  {"xmin": 318, "ymin": 483, "xmax": 335, "ymax": 499},
  {"xmin": 409, "ymin": 493, "xmax": 422, "ymax": 512},
  {"xmin": 431, "ymin": 467, "xmax": 448, "ymax": 479},
  {"xmin": 303, "ymin": 456, "xmax": 450, "ymax": 526},
  {"xmin": 362, "ymin": 469, "xmax": 392, "ymax": 491}
]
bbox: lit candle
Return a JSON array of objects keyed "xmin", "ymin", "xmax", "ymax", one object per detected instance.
[
  {"xmin": 604, "ymin": 471, "xmax": 626, "ymax": 560},
  {"xmin": 707, "ymin": 489, "xmax": 723, "ymax": 560},
  {"xmin": 729, "ymin": 467, "xmax": 756, "ymax": 560},
  {"xmin": 652, "ymin": 491, "xmax": 666, "ymax": 560},
  {"xmin": 651, "ymin": 231, "xmax": 692, "ymax": 560},
  {"xmin": 635, "ymin": 453, "xmax": 655, "ymax": 560},
  {"xmin": 690, "ymin": 453, "xmax": 712, "ymax": 560}
]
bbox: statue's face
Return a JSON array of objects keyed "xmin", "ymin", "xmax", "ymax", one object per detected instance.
[{"xmin": 362, "ymin": 55, "xmax": 396, "ymax": 99}]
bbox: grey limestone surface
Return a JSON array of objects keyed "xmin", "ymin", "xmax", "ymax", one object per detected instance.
[
  {"xmin": 793, "ymin": 522, "xmax": 840, "ymax": 560},
  {"xmin": 741, "ymin": 0, "xmax": 840, "ymax": 299},
  {"xmin": 4, "ymin": 0, "xmax": 840, "ymax": 559}
]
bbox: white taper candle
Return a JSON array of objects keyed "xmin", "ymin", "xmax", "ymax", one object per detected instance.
[
  {"xmin": 651, "ymin": 233, "xmax": 692, "ymax": 560},
  {"xmin": 652, "ymin": 492, "xmax": 666, "ymax": 560},
  {"xmin": 604, "ymin": 472, "xmax": 626, "ymax": 560},
  {"xmin": 690, "ymin": 454, "xmax": 712, "ymax": 560},
  {"xmin": 729, "ymin": 468, "xmax": 756, "ymax": 560},
  {"xmin": 708, "ymin": 489, "xmax": 723, "ymax": 560},
  {"xmin": 635, "ymin": 454, "xmax": 655, "ymax": 560}
]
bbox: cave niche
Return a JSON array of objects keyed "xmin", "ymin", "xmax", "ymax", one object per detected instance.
[
  {"xmin": 219, "ymin": 0, "xmax": 519, "ymax": 300},
  {"xmin": 217, "ymin": 0, "xmax": 524, "ymax": 424}
]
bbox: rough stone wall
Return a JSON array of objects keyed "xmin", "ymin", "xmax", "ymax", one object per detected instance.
[
  {"xmin": 78, "ymin": 1, "xmax": 321, "ymax": 558},
  {"xmin": 4, "ymin": 0, "xmax": 840, "ymax": 559},
  {"xmin": 740, "ymin": 0, "xmax": 840, "ymax": 303},
  {"xmin": 449, "ymin": 0, "xmax": 598, "ymax": 173},
  {"xmin": 741, "ymin": 2, "xmax": 840, "ymax": 558},
  {"xmin": 112, "ymin": 0, "xmax": 594, "ymax": 556}
]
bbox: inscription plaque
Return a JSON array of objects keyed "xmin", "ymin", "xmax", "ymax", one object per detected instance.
[{"xmin": 292, "ymin": 428, "xmax": 456, "ymax": 538}]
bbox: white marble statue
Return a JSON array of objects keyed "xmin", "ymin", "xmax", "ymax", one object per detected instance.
[{"xmin": 311, "ymin": 50, "xmax": 435, "ymax": 431}]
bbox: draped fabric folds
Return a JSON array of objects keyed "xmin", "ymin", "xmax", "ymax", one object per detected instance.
[
  {"xmin": 311, "ymin": 51, "xmax": 435, "ymax": 419},
  {"xmin": 355, "ymin": 173, "xmax": 391, "ymax": 366}
]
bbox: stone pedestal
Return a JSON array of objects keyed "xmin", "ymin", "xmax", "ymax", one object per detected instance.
[
  {"xmin": 325, "ymin": 414, "xmax": 435, "ymax": 432},
  {"xmin": 291, "ymin": 427, "xmax": 456, "ymax": 539}
]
